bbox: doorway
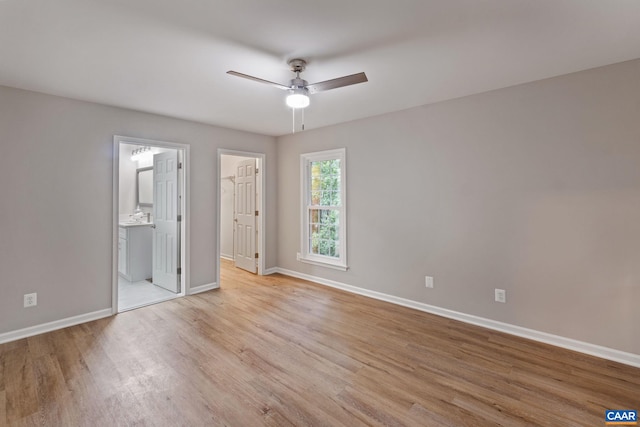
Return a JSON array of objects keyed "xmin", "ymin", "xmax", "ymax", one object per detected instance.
[
  {"xmin": 112, "ymin": 136, "xmax": 190, "ymax": 313},
  {"xmin": 217, "ymin": 150, "xmax": 266, "ymax": 286}
]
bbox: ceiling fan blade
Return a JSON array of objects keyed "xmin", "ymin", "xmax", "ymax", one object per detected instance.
[
  {"xmin": 306, "ymin": 72, "xmax": 368, "ymax": 94},
  {"xmin": 226, "ymin": 71, "xmax": 290, "ymax": 91}
]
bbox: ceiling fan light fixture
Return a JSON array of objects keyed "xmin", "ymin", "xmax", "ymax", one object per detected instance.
[{"xmin": 286, "ymin": 88, "xmax": 310, "ymax": 109}]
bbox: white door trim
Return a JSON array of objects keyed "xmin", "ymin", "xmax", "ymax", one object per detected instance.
[
  {"xmin": 217, "ymin": 149, "xmax": 266, "ymax": 285},
  {"xmin": 112, "ymin": 135, "xmax": 191, "ymax": 314}
]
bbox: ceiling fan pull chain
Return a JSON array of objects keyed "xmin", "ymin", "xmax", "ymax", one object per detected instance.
[
  {"xmin": 302, "ymin": 108, "xmax": 305, "ymax": 131},
  {"xmin": 292, "ymin": 108, "xmax": 295, "ymax": 134}
]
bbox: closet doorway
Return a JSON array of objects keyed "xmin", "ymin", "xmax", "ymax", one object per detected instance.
[{"xmin": 218, "ymin": 150, "xmax": 265, "ymax": 285}]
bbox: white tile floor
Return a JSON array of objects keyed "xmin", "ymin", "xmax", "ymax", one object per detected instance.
[{"xmin": 118, "ymin": 276, "xmax": 178, "ymax": 312}]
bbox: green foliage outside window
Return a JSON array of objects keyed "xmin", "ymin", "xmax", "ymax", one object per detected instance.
[{"xmin": 309, "ymin": 159, "xmax": 341, "ymax": 257}]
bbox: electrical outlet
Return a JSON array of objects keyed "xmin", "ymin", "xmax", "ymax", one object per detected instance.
[
  {"xmin": 425, "ymin": 276, "xmax": 434, "ymax": 288},
  {"xmin": 494, "ymin": 289, "xmax": 506, "ymax": 303},
  {"xmin": 24, "ymin": 293, "xmax": 37, "ymax": 308}
]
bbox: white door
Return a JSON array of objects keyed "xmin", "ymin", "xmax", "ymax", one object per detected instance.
[
  {"xmin": 234, "ymin": 159, "xmax": 257, "ymax": 273},
  {"xmin": 152, "ymin": 151, "xmax": 180, "ymax": 292}
]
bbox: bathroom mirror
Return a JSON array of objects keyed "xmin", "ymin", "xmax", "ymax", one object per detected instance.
[{"xmin": 137, "ymin": 167, "xmax": 153, "ymax": 207}]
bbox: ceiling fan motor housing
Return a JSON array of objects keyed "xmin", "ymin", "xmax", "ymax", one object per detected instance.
[{"xmin": 290, "ymin": 77, "xmax": 308, "ymax": 90}]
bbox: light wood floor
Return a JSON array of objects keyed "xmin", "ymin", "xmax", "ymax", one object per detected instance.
[{"xmin": 1, "ymin": 260, "xmax": 639, "ymax": 426}]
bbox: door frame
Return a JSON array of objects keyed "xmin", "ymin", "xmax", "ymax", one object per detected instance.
[
  {"xmin": 217, "ymin": 149, "xmax": 266, "ymax": 284},
  {"xmin": 112, "ymin": 135, "xmax": 190, "ymax": 314}
]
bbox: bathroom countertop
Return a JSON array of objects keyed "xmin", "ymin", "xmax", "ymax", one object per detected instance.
[{"xmin": 119, "ymin": 221, "xmax": 154, "ymax": 228}]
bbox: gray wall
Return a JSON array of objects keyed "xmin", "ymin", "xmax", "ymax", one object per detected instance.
[
  {"xmin": 2, "ymin": 59, "xmax": 639, "ymax": 356},
  {"xmin": 276, "ymin": 59, "xmax": 640, "ymax": 355},
  {"xmin": 0, "ymin": 85, "xmax": 276, "ymax": 334}
]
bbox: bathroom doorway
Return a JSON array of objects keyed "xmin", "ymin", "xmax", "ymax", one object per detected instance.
[{"xmin": 112, "ymin": 136, "xmax": 190, "ymax": 313}]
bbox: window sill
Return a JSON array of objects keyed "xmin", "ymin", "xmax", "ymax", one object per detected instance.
[{"xmin": 297, "ymin": 253, "xmax": 348, "ymax": 271}]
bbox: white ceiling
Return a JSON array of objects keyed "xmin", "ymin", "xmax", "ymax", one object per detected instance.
[{"xmin": 1, "ymin": 0, "xmax": 640, "ymax": 136}]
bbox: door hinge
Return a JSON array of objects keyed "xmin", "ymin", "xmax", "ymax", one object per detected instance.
[
  {"xmin": 178, "ymin": 162, "xmax": 183, "ymax": 169},
  {"xmin": 255, "ymin": 253, "xmax": 259, "ymax": 259},
  {"xmin": 255, "ymin": 168, "xmax": 258, "ymax": 174},
  {"xmin": 177, "ymin": 267, "xmax": 181, "ymax": 275},
  {"xmin": 255, "ymin": 210, "xmax": 259, "ymax": 216},
  {"xmin": 177, "ymin": 214, "xmax": 182, "ymax": 222}
]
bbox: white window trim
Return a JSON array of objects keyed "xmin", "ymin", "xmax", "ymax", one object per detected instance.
[{"xmin": 299, "ymin": 148, "xmax": 348, "ymax": 271}]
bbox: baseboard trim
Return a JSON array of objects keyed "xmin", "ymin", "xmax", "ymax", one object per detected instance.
[
  {"xmin": 189, "ymin": 282, "xmax": 219, "ymax": 295},
  {"xmin": 275, "ymin": 267, "xmax": 640, "ymax": 368},
  {"xmin": 220, "ymin": 254, "xmax": 234, "ymax": 261},
  {"xmin": 0, "ymin": 308, "xmax": 113, "ymax": 345},
  {"xmin": 263, "ymin": 267, "xmax": 278, "ymax": 275}
]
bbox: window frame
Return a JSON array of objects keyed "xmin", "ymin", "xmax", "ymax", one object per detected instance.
[{"xmin": 299, "ymin": 148, "xmax": 347, "ymax": 271}]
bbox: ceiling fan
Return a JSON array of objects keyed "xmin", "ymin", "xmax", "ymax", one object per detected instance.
[{"xmin": 227, "ymin": 59, "xmax": 368, "ymax": 109}]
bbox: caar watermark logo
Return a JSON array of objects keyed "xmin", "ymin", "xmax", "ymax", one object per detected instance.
[{"xmin": 606, "ymin": 410, "xmax": 637, "ymax": 425}]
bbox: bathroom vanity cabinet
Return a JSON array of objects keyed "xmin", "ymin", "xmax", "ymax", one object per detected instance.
[{"xmin": 118, "ymin": 223, "xmax": 152, "ymax": 282}]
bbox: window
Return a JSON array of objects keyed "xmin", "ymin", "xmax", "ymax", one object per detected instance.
[{"xmin": 300, "ymin": 148, "xmax": 347, "ymax": 270}]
